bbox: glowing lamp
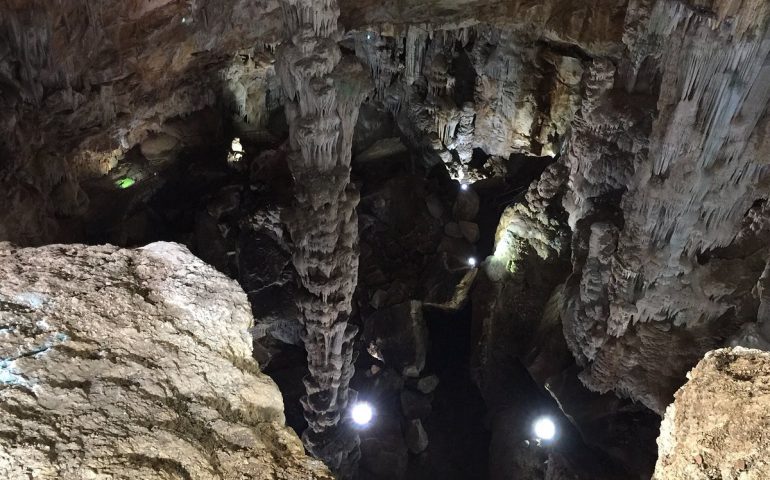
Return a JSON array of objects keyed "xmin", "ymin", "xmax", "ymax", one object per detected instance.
[
  {"xmin": 351, "ymin": 402, "xmax": 374, "ymax": 426},
  {"xmin": 533, "ymin": 416, "xmax": 556, "ymax": 441}
]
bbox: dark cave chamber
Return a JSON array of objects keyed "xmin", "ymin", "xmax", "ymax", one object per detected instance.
[
  {"xmin": 64, "ymin": 96, "xmax": 660, "ymax": 480},
  {"xmin": 4, "ymin": 0, "xmax": 770, "ymax": 477},
  {"xmin": 404, "ymin": 304, "xmax": 490, "ymax": 480}
]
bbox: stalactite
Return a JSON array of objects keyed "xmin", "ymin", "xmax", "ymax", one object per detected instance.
[
  {"xmin": 405, "ymin": 25, "xmax": 429, "ymax": 86},
  {"xmin": 354, "ymin": 32, "xmax": 398, "ymax": 100},
  {"xmin": 276, "ymin": 0, "xmax": 372, "ymax": 477}
]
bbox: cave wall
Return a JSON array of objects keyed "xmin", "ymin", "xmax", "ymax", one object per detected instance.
[
  {"xmin": 562, "ymin": 0, "xmax": 770, "ymax": 413},
  {"xmin": 2, "ymin": 0, "xmax": 770, "ymax": 477},
  {"xmin": 0, "ymin": 0, "xmax": 283, "ymax": 244},
  {"xmin": 0, "ymin": 0, "xmax": 627, "ymax": 245}
]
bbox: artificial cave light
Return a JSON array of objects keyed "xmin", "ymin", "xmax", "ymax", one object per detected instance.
[
  {"xmin": 228, "ymin": 137, "xmax": 245, "ymax": 164},
  {"xmin": 533, "ymin": 416, "xmax": 556, "ymax": 441},
  {"xmin": 351, "ymin": 402, "xmax": 374, "ymax": 426},
  {"xmin": 115, "ymin": 177, "xmax": 136, "ymax": 189}
]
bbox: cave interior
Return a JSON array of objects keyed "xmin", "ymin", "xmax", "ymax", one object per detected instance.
[{"xmin": 2, "ymin": 1, "xmax": 770, "ymax": 479}]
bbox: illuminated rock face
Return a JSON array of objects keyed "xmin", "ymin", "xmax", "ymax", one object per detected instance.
[
  {"xmin": 561, "ymin": 1, "xmax": 770, "ymax": 414},
  {"xmin": 0, "ymin": 0, "xmax": 285, "ymax": 245},
  {"xmin": 275, "ymin": 0, "xmax": 372, "ymax": 476},
  {"xmin": 654, "ymin": 348, "xmax": 770, "ymax": 480},
  {"xmin": 0, "ymin": 242, "xmax": 332, "ymax": 480},
  {"xmin": 472, "ymin": 0, "xmax": 770, "ymax": 419},
  {"xmin": 352, "ymin": 25, "xmax": 585, "ymax": 182}
]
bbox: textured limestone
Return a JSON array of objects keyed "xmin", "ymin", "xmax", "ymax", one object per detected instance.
[
  {"xmin": 473, "ymin": 161, "xmax": 573, "ymax": 399},
  {"xmin": 339, "ymin": 0, "xmax": 630, "ymax": 54},
  {"xmin": 561, "ymin": 0, "xmax": 770, "ymax": 414},
  {"xmin": 5, "ymin": 0, "xmax": 770, "ymax": 476},
  {"xmin": 0, "ymin": 241, "xmax": 331, "ymax": 480},
  {"xmin": 275, "ymin": 0, "xmax": 373, "ymax": 475},
  {"xmin": 464, "ymin": 2, "xmax": 770, "ymax": 473},
  {"xmin": 653, "ymin": 348, "xmax": 770, "ymax": 480},
  {"xmin": 0, "ymin": 0, "xmax": 626, "ymax": 244},
  {"xmin": 353, "ymin": 24, "xmax": 585, "ymax": 181}
]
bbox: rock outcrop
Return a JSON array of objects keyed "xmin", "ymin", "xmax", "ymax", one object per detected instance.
[
  {"xmin": 0, "ymin": 241, "xmax": 332, "ymax": 480},
  {"xmin": 653, "ymin": 348, "xmax": 770, "ymax": 480}
]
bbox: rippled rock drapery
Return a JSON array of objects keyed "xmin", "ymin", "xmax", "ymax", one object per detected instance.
[
  {"xmin": 275, "ymin": 0, "xmax": 373, "ymax": 476},
  {"xmin": 0, "ymin": 241, "xmax": 332, "ymax": 480},
  {"xmin": 561, "ymin": 0, "xmax": 770, "ymax": 414}
]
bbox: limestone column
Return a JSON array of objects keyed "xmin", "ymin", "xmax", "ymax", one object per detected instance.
[{"xmin": 275, "ymin": 0, "xmax": 372, "ymax": 477}]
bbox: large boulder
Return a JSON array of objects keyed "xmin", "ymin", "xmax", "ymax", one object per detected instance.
[
  {"xmin": 0, "ymin": 242, "xmax": 332, "ymax": 480},
  {"xmin": 653, "ymin": 348, "xmax": 770, "ymax": 480}
]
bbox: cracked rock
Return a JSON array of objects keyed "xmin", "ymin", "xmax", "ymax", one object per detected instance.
[
  {"xmin": 0, "ymin": 241, "xmax": 331, "ymax": 480},
  {"xmin": 653, "ymin": 348, "xmax": 770, "ymax": 480}
]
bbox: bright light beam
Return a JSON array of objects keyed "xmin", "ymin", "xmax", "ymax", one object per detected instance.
[
  {"xmin": 351, "ymin": 402, "xmax": 374, "ymax": 426},
  {"xmin": 533, "ymin": 416, "xmax": 556, "ymax": 441}
]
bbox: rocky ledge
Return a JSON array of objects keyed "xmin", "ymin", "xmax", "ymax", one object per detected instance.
[
  {"xmin": 0, "ymin": 241, "xmax": 331, "ymax": 480},
  {"xmin": 654, "ymin": 347, "xmax": 770, "ymax": 480}
]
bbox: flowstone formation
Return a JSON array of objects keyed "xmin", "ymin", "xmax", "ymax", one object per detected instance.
[
  {"xmin": 275, "ymin": 0, "xmax": 373, "ymax": 476},
  {"xmin": 5, "ymin": 0, "xmax": 770, "ymax": 478},
  {"xmin": 0, "ymin": 242, "xmax": 332, "ymax": 480},
  {"xmin": 561, "ymin": 0, "xmax": 770, "ymax": 414}
]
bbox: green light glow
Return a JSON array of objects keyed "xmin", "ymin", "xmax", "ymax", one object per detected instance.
[{"xmin": 116, "ymin": 177, "xmax": 136, "ymax": 189}]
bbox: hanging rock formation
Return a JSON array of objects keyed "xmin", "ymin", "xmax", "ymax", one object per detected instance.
[
  {"xmin": 275, "ymin": 0, "xmax": 373, "ymax": 476},
  {"xmin": 352, "ymin": 24, "xmax": 585, "ymax": 182},
  {"xmin": 0, "ymin": 0, "xmax": 286, "ymax": 245},
  {"xmin": 4, "ymin": 0, "xmax": 770, "ymax": 478},
  {"xmin": 561, "ymin": 0, "xmax": 770, "ymax": 414},
  {"xmin": 0, "ymin": 241, "xmax": 332, "ymax": 480}
]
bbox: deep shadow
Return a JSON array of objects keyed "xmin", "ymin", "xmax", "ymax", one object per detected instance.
[{"xmin": 406, "ymin": 304, "xmax": 490, "ymax": 480}]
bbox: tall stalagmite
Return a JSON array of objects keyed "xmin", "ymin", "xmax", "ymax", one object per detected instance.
[{"xmin": 275, "ymin": 0, "xmax": 372, "ymax": 476}]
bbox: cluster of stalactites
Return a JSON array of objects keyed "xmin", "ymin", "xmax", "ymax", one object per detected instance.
[
  {"xmin": 355, "ymin": 32, "xmax": 398, "ymax": 100},
  {"xmin": 280, "ymin": 0, "xmax": 341, "ymax": 39},
  {"xmin": 276, "ymin": 0, "xmax": 372, "ymax": 477}
]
